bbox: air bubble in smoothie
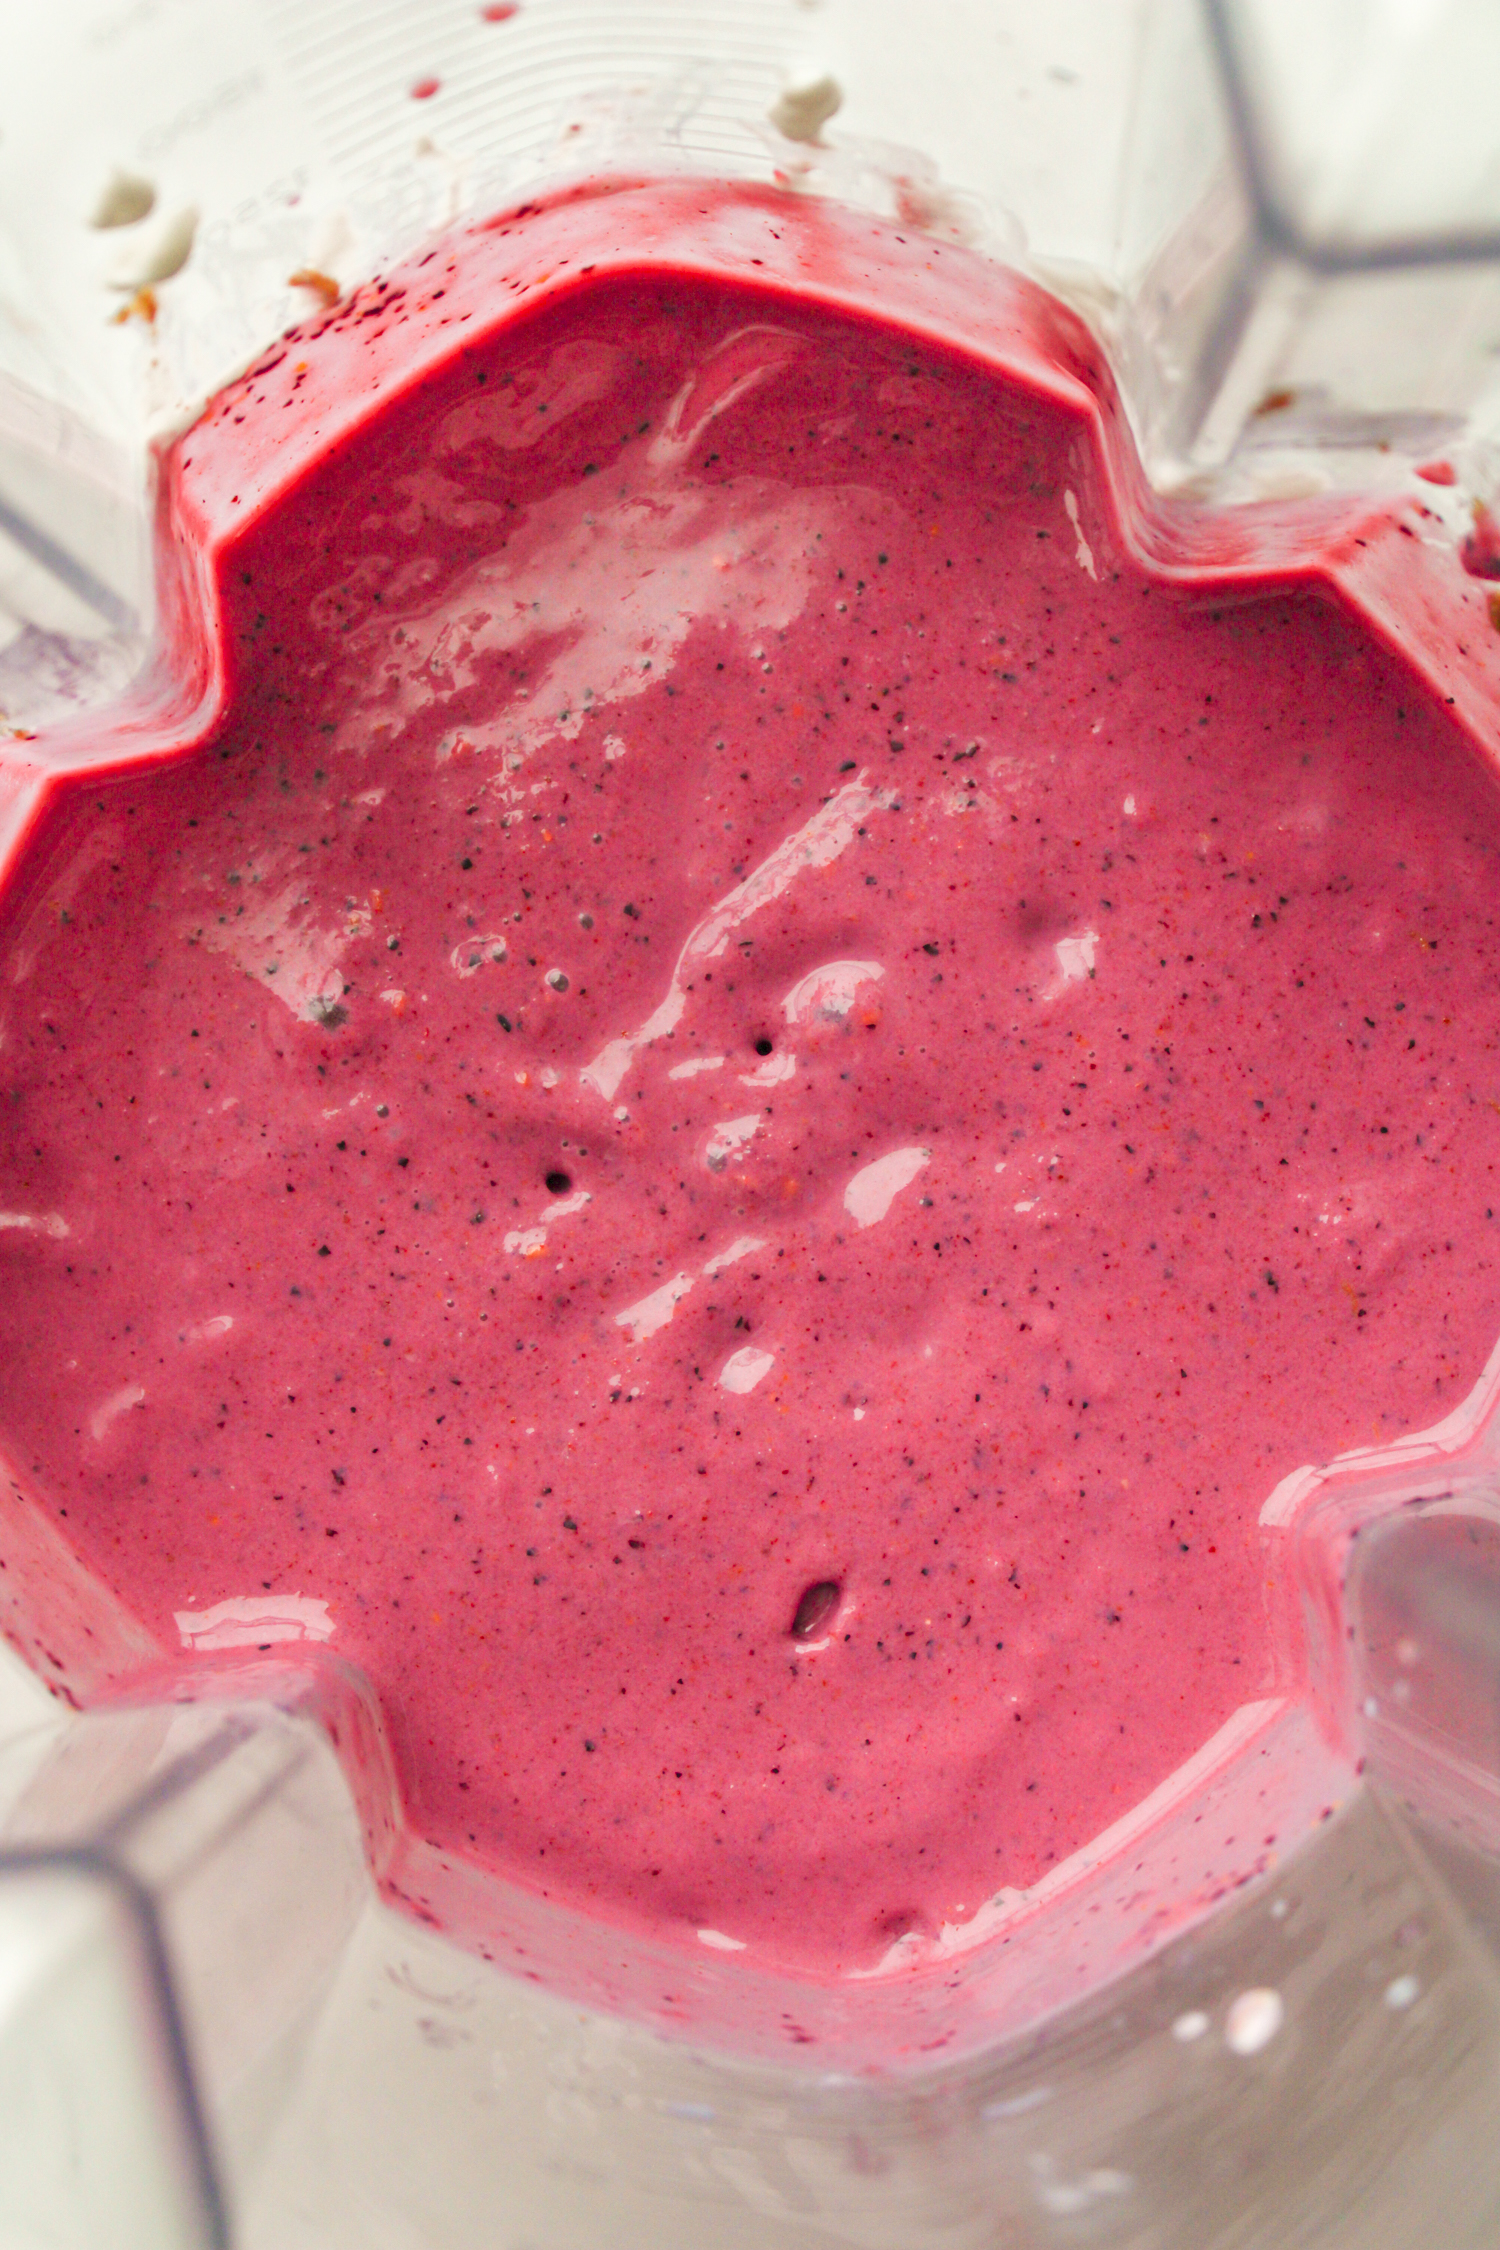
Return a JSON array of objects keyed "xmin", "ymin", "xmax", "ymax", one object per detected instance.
[{"xmin": 791, "ymin": 1581, "xmax": 842, "ymax": 1642}]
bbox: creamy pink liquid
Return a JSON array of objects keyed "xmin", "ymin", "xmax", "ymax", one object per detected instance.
[{"xmin": 3, "ymin": 256, "xmax": 1500, "ymax": 1975}]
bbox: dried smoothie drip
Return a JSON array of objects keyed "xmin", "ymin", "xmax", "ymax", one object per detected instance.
[{"xmin": 3, "ymin": 241, "xmax": 1500, "ymax": 1980}]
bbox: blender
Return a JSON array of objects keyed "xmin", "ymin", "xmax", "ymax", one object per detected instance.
[{"xmin": 3, "ymin": 4, "xmax": 1500, "ymax": 2243}]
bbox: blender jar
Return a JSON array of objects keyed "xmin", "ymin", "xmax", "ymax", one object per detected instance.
[{"xmin": 3, "ymin": 4, "xmax": 1500, "ymax": 2244}]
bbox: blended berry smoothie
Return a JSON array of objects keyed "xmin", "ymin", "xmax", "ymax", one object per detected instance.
[{"xmin": 2, "ymin": 190, "xmax": 1500, "ymax": 1979}]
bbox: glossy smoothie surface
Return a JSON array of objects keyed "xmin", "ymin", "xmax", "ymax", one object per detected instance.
[{"xmin": 3, "ymin": 266, "xmax": 1500, "ymax": 1972}]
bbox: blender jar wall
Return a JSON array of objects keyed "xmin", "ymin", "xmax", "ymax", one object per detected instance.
[
  {"xmin": 0, "ymin": 1661, "xmax": 387, "ymax": 2244},
  {"xmin": 2, "ymin": 5, "xmax": 1500, "ymax": 2245},
  {"xmin": 0, "ymin": 1859, "xmax": 224, "ymax": 2250},
  {"xmin": 4, "ymin": 0, "xmax": 1496, "ymax": 705}
]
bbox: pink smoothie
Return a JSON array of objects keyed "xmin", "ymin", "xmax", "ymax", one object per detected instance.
[{"xmin": 3, "ymin": 194, "xmax": 1500, "ymax": 1979}]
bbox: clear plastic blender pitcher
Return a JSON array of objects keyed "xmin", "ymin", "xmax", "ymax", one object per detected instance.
[{"xmin": 4, "ymin": 4, "xmax": 1500, "ymax": 2244}]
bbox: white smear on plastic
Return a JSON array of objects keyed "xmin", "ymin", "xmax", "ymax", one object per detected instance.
[
  {"xmin": 667, "ymin": 1055, "xmax": 724, "ymax": 1080},
  {"xmin": 719, "ymin": 1345, "xmax": 775, "ymax": 1395},
  {"xmin": 1384, "ymin": 1973, "xmax": 1420, "ymax": 2011},
  {"xmin": 696, "ymin": 1927, "xmax": 747, "ymax": 1952},
  {"xmin": 615, "ymin": 1271, "xmax": 693, "ymax": 1343},
  {"xmin": 1171, "ymin": 2010, "xmax": 1210, "ymax": 2043},
  {"xmin": 1224, "ymin": 1987, "xmax": 1284, "ymax": 2055},
  {"xmin": 844, "ymin": 1145, "xmax": 929, "ymax": 1228},
  {"xmin": 175, "ymin": 1595, "xmax": 334, "ymax": 1651}
]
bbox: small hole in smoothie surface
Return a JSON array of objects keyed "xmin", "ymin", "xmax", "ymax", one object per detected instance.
[
  {"xmin": 545, "ymin": 1169, "xmax": 572, "ymax": 1196},
  {"xmin": 871, "ymin": 1908, "xmax": 932, "ymax": 1949},
  {"xmin": 876, "ymin": 1909, "xmax": 921, "ymax": 1939},
  {"xmin": 791, "ymin": 1580, "xmax": 841, "ymax": 1639},
  {"xmin": 753, "ymin": 1037, "xmax": 773, "ymax": 1056}
]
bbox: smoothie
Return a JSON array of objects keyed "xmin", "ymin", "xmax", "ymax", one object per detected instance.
[{"xmin": 2, "ymin": 191, "xmax": 1500, "ymax": 1979}]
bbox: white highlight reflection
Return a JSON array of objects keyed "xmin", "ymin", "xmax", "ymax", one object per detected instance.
[
  {"xmin": 615, "ymin": 1271, "xmax": 694, "ymax": 1343},
  {"xmin": 175, "ymin": 1594, "xmax": 334, "ymax": 1650},
  {"xmin": 583, "ymin": 776, "xmax": 894, "ymax": 1102},
  {"xmin": 719, "ymin": 1345, "xmax": 775, "ymax": 1395},
  {"xmin": 844, "ymin": 1146, "xmax": 930, "ymax": 1229}
]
